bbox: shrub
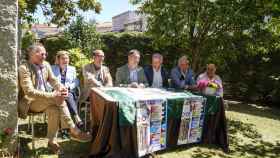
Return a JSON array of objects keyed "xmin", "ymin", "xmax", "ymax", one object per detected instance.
[
  {"xmin": 40, "ymin": 35, "xmax": 72, "ymax": 64},
  {"xmin": 68, "ymin": 48, "xmax": 91, "ymax": 79}
]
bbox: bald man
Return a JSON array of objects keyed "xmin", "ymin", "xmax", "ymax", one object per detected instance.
[
  {"xmin": 196, "ymin": 64, "xmax": 223, "ymax": 97},
  {"xmin": 82, "ymin": 49, "xmax": 113, "ymax": 101}
]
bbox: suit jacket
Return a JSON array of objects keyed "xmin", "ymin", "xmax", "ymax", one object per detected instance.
[
  {"xmin": 51, "ymin": 65, "xmax": 79, "ymax": 91},
  {"xmin": 144, "ymin": 65, "xmax": 169, "ymax": 88},
  {"xmin": 82, "ymin": 63, "xmax": 113, "ymax": 101},
  {"xmin": 171, "ymin": 66, "xmax": 195, "ymax": 89},
  {"xmin": 18, "ymin": 61, "xmax": 61, "ymax": 119},
  {"xmin": 115, "ymin": 64, "xmax": 148, "ymax": 87}
]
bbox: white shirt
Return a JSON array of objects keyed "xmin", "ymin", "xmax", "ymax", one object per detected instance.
[{"xmin": 152, "ymin": 67, "xmax": 163, "ymax": 88}]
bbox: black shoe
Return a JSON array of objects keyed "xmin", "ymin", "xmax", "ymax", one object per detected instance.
[
  {"xmin": 60, "ymin": 129, "xmax": 70, "ymax": 139},
  {"xmin": 76, "ymin": 121, "xmax": 84, "ymax": 130}
]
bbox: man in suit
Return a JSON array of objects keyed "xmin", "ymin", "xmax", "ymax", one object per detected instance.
[
  {"xmin": 115, "ymin": 49, "xmax": 148, "ymax": 88},
  {"xmin": 144, "ymin": 53, "xmax": 169, "ymax": 88},
  {"xmin": 82, "ymin": 49, "xmax": 113, "ymax": 101},
  {"xmin": 51, "ymin": 51, "xmax": 83, "ymax": 128},
  {"xmin": 170, "ymin": 55, "xmax": 196, "ymax": 90},
  {"xmin": 18, "ymin": 44, "xmax": 91, "ymax": 154}
]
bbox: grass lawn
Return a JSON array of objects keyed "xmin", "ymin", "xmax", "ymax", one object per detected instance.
[{"xmin": 18, "ymin": 101, "xmax": 280, "ymax": 158}]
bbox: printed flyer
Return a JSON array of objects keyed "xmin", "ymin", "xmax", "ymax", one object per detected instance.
[
  {"xmin": 136, "ymin": 99, "xmax": 167, "ymax": 157},
  {"xmin": 177, "ymin": 98, "xmax": 205, "ymax": 145}
]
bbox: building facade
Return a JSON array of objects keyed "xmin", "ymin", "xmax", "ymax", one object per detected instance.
[
  {"xmin": 112, "ymin": 11, "xmax": 147, "ymax": 32},
  {"xmin": 96, "ymin": 22, "xmax": 112, "ymax": 33}
]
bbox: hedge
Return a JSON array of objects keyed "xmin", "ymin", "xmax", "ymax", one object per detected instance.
[{"xmin": 39, "ymin": 32, "xmax": 280, "ymax": 105}]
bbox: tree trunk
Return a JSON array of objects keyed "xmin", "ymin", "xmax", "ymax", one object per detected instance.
[{"xmin": 191, "ymin": 46, "xmax": 200, "ymax": 73}]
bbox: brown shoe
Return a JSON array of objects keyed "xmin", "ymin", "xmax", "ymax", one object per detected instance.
[
  {"xmin": 70, "ymin": 128, "xmax": 92, "ymax": 143},
  {"xmin": 48, "ymin": 141, "xmax": 63, "ymax": 154}
]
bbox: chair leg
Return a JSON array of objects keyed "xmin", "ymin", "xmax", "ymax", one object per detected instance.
[
  {"xmin": 78, "ymin": 102, "xmax": 81, "ymax": 116},
  {"xmin": 31, "ymin": 115, "xmax": 35, "ymax": 150},
  {"xmin": 89, "ymin": 103, "xmax": 92, "ymax": 132},
  {"xmin": 28, "ymin": 116, "xmax": 31, "ymax": 131},
  {"xmin": 44, "ymin": 113, "xmax": 47, "ymax": 123},
  {"xmin": 84, "ymin": 103, "xmax": 87, "ymax": 131}
]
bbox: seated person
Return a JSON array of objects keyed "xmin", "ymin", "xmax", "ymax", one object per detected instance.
[
  {"xmin": 197, "ymin": 63, "xmax": 223, "ymax": 97},
  {"xmin": 18, "ymin": 44, "xmax": 91, "ymax": 154},
  {"xmin": 144, "ymin": 53, "xmax": 169, "ymax": 88},
  {"xmin": 171, "ymin": 55, "xmax": 196, "ymax": 90},
  {"xmin": 82, "ymin": 50, "xmax": 113, "ymax": 101},
  {"xmin": 51, "ymin": 51, "xmax": 83, "ymax": 128},
  {"xmin": 115, "ymin": 49, "xmax": 148, "ymax": 88}
]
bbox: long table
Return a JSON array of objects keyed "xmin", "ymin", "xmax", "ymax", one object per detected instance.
[{"xmin": 89, "ymin": 88, "xmax": 228, "ymax": 158}]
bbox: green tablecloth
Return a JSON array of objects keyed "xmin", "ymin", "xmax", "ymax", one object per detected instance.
[
  {"xmin": 90, "ymin": 88, "xmax": 229, "ymax": 158},
  {"xmin": 104, "ymin": 89, "xmax": 207, "ymax": 126},
  {"xmin": 105, "ymin": 89, "xmax": 136, "ymax": 126},
  {"xmin": 104, "ymin": 89, "xmax": 221, "ymax": 125}
]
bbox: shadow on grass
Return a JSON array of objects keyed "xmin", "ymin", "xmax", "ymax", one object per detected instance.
[
  {"xmin": 18, "ymin": 122, "xmax": 91, "ymax": 158},
  {"xmin": 226, "ymin": 119, "xmax": 280, "ymax": 158},
  {"xmin": 192, "ymin": 119, "xmax": 280, "ymax": 158},
  {"xmin": 156, "ymin": 118, "xmax": 280, "ymax": 158},
  {"xmin": 19, "ymin": 136, "xmax": 52, "ymax": 158},
  {"xmin": 227, "ymin": 103, "xmax": 280, "ymax": 121}
]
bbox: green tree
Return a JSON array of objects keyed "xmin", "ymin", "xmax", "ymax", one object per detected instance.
[
  {"xmin": 19, "ymin": 0, "xmax": 102, "ymax": 26},
  {"xmin": 64, "ymin": 15, "xmax": 103, "ymax": 57},
  {"xmin": 131, "ymin": 0, "xmax": 280, "ymax": 71}
]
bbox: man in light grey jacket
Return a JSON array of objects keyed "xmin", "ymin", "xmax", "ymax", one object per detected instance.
[{"xmin": 115, "ymin": 49, "xmax": 148, "ymax": 88}]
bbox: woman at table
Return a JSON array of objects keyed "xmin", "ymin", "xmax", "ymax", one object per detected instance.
[
  {"xmin": 196, "ymin": 63, "xmax": 223, "ymax": 97},
  {"xmin": 51, "ymin": 51, "xmax": 83, "ymax": 128}
]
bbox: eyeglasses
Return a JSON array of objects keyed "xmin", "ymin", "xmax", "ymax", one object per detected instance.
[
  {"xmin": 37, "ymin": 51, "xmax": 48, "ymax": 57},
  {"xmin": 41, "ymin": 52, "xmax": 48, "ymax": 57},
  {"xmin": 94, "ymin": 54, "xmax": 105, "ymax": 58}
]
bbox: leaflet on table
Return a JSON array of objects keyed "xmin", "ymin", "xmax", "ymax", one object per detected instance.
[{"xmin": 136, "ymin": 99, "xmax": 167, "ymax": 157}]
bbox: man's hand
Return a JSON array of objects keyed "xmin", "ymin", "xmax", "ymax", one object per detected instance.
[
  {"xmin": 129, "ymin": 82, "xmax": 139, "ymax": 88},
  {"xmin": 89, "ymin": 78, "xmax": 103, "ymax": 87},
  {"xmin": 60, "ymin": 87, "xmax": 68, "ymax": 98},
  {"xmin": 184, "ymin": 85, "xmax": 189, "ymax": 90},
  {"xmin": 138, "ymin": 83, "xmax": 145, "ymax": 88},
  {"xmin": 53, "ymin": 87, "xmax": 68, "ymax": 106},
  {"xmin": 53, "ymin": 90, "xmax": 64, "ymax": 105},
  {"xmin": 184, "ymin": 85, "xmax": 197, "ymax": 91}
]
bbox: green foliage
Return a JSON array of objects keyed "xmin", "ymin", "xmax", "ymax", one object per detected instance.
[
  {"xmin": 132, "ymin": 0, "xmax": 280, "ymax": 72},
  {"xmin": 42, "ymin": 31, "xmax": 280, "ymax": 104},
  {"xmin": 100, "ymin": 32, "xmax": 184, "ymax": 77},
  {"xmin": 40, "ymin": 36, "xmax": 72, "ymax": 64},
  {"xmin": 19, "ymin": 0, "xmax": 102, "ymax": 26},
  {"xmin": 21, "ymin": 31, "xmax": 36, "ymax": 51},
  {"xmin": 68, "ymin": 48, "xmax": 91, "ymax": 78},
  {"xmin": 64, "ymin": 16, "xmax": 103, "ymax": 57}
]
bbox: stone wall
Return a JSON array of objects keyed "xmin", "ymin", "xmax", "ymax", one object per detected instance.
[{"xmin": 0, "ymin": 0, "xmax": 18, "ymax": 150}]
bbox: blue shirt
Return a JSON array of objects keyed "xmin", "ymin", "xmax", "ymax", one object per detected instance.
[{"xmin": 171, "ymin": 66, "xmax": 195, "ymax": 89}]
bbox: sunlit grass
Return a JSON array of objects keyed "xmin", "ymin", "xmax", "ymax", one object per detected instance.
[{"xmin": 18, "ymin": 102, "xmax": 280, "ymax": 158}]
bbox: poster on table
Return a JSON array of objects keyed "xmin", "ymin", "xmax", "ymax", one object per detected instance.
[
  {"xmin": 177, "ymin": 98, "xmax": 205, "ymax": 145},
  {"xmin": 136, "ymin": 99, "xmax": 167, "ymax": 157}
]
